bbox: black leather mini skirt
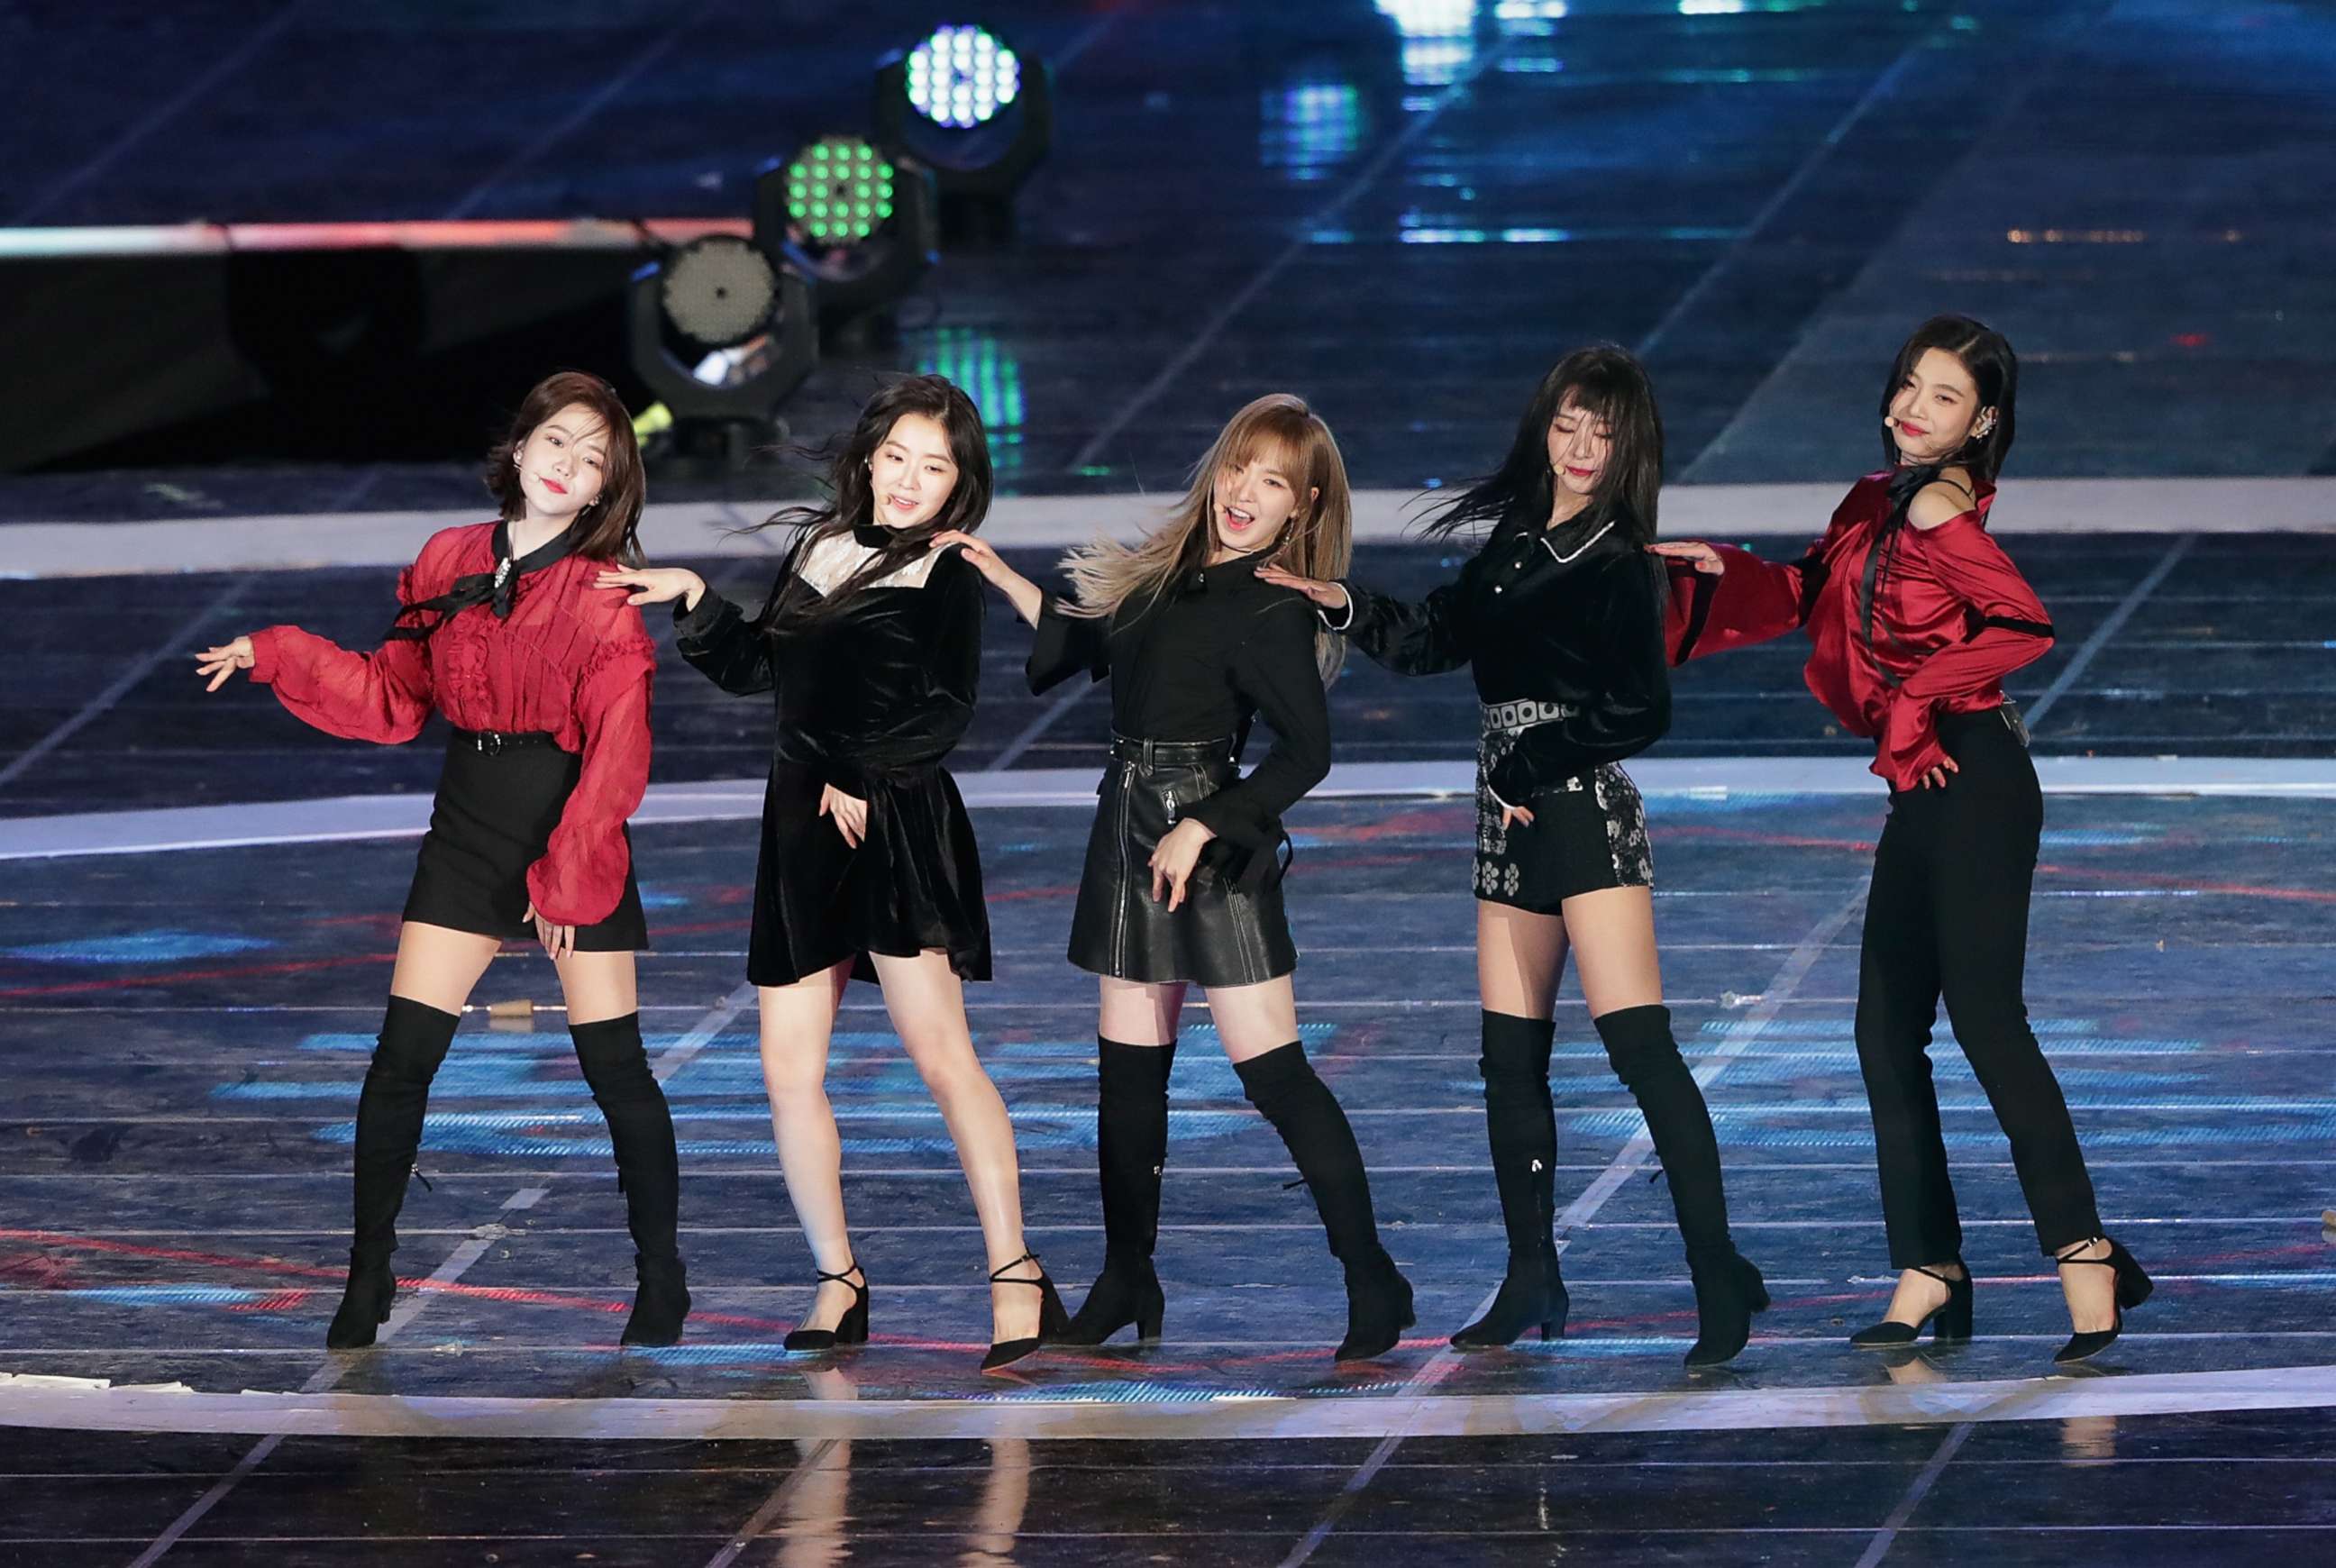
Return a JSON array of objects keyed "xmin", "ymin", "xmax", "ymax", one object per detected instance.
[{"xmin": 1067, "ymin": 735, "xmax": 1299, "ymax": 989}]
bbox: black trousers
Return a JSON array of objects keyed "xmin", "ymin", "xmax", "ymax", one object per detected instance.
[{"xmin": 1856, "ymin": 707, "xmax": 2103, "ymax": 1267}]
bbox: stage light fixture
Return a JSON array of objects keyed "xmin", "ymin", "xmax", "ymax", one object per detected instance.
[
  {"xmin": 756, "ymin": 137, "xmax": 938, "ymax": 326},
  {"xmin": 873, "ymin": 22, "xmax": 1053, "ymax": 207},
  {"xmin": 626, "ymin": 238, "xmax": 817, "ymax": 438},
  {"xmin": 907, "ymin": 23, "xmax": 1020, "ymax": 127},
  {"xmin": 658, "ymin": 234, "xmax": 779, "ymax": 347},
  {"xmin": 783, "ymin": 135, "xmax": 897, "ymax": 244}
]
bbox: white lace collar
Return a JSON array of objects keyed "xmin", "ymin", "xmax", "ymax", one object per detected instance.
[{"xmin": 794, "ymin": 530, "xmax": 943, "ymax": 596}]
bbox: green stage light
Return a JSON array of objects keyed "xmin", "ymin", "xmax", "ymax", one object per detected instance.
[{"xmin": 784, "ymin": 136, "xmax": 896, "ymax": 245}]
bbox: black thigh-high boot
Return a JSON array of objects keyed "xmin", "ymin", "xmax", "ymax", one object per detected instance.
[
  {"xmin": 1060, "ymin": 1037, "xmax": 1175, "ymax": 1345},
  {"xmin": 1453, "ymin": 1011, "xmax": 1571, "ymax": 1348},
  {"xmin": 329, "ymin": 996, "xmax": 461, "ymax": 1348},
  {"xmin": 571, "ymin": 1013, "xmax": 690, "ymax": 1346},
  {"xmin": 1594, "ymin": 1004, "xmax": 1768, "ymax": 1366},
  {"xmin": 1234, "ymin": 1042, "xmax": 1415, "ymax": 1361}
]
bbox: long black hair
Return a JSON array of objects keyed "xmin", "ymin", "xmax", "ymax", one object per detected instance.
[
  {"xmin": 1880, "ymin": 315, "xmax": 2018, "ymax": 485},
  {"xmin": 755, "ymin": 374, "xmax": 993, "ymax": 629},
  {"xmin": 1421, "ymin": 343, "xmax": 1664, "ymax": 544}
]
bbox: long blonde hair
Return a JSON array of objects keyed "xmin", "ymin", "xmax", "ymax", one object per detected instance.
[{"xmin": 1058, "ymin": 393, "xmax": 1355, "ymax": 683}]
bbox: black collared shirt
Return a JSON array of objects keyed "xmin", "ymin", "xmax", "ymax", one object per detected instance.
[
  {"xmin": 1027, "ymin": 550, "xmax": 1331, "ymax": 851},
  {"xmin": 1330, "ymin": 506, "xmax": 1671, "ymax": 801}
]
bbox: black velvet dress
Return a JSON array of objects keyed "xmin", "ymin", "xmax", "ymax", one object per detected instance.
[{"xmin": 676, "ymin": 529, "xmax": 991, "ymax": 986}]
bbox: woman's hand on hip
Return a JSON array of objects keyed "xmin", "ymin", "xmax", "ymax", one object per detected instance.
[
  {"xmin": 1148, "ymin": 817, "xmax": 1217, "ymax": 912},
  {"xmin": 818, "ymin": 784, "xmax": 870, "ymax": 848}
]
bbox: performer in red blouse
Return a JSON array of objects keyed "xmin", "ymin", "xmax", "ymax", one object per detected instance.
[
  {"xmin": 195, "ymin": 371, "xmax": 689, "ymax": 1349},
  {"xmin": 1652, "ymin": 316, "xmax": 2149, "ymax": 1364}
]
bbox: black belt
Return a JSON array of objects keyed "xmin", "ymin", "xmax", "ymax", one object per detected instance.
[
  {"xmin": 452, "ymin": 727, "xmax": 562, "ymax": 755},
  {"xmin": 1108, "ymin": 734, "xmax": 1235, "ymax": 768},
  {"xmin": 1937, "ymin": 703, "xmax": 2030, "ymax": 748}
]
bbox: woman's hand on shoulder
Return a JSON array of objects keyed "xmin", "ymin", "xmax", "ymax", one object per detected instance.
[
  {"xmin": 930, "ymin": 530, "xmax": 1043, "ymax": 624},
  {"xmin": 1646, "ymin": 541, "xmax": 1724, "ymax": 576},
  {"xmin": 596, "ymin": 567, "xmax": 705, "ymax": 610},
  {"xmin": 1255, "ymin": 565, "xmax": 1350, "ymax": 615},
  {"xmin": 194, "ymin": 635, "xmax": 256, "ymax": 692},
  {"xmin": 928, "ymin": 529, "xmax": 1006, "ymax": 577}
]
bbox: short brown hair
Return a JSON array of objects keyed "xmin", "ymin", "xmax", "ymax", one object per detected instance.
[{"xmin": 483, "ymin": 370, "xmax": 645, "ymax": 563}]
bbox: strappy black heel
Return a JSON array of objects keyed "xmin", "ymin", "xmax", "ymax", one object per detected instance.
[
  {"xmin": 1849, "ymin": 1261, "xmax": 1973, "ymax": 1348},
  {"xmin": 2052, "ymin": 1236, "xmax": 2151, "ymax": 1364},
  {"xmin": 783, "ymin": 1262, "xmax": 870, "ymax": 1352},
  {"xmin": 982, "ymin": 1251, "xmax": 1071, "ymax": 1372}
]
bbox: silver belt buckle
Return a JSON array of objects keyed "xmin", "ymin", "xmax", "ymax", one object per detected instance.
[{"xmin": 2000, "ymin": 701, "xmax": 2031, "ymax": 748}]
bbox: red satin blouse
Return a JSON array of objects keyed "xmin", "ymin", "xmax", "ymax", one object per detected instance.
[{"xmin": 1664, "ymin": 472, "xmax": 2054, "ymax": 790}]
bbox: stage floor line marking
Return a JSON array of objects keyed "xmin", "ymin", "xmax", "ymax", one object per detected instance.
[
  {"xmin": 5, "ymin": 756, "xmax": 2332, "ymax": 861},
  {"xmin": 6, "ymin": 1362, "xmax": 2334, "ymax": 1443}
]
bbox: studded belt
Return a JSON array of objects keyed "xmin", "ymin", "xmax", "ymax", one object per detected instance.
[{"xmin": 1480, "ymin": 699, "xmax": 1580, "ymax": 734}]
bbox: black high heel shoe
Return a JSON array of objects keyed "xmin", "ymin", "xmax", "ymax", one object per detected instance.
[
  {"xmin": 982, "ymin": 1251, "xmax": 1071, "ymax": 1372},
  {"xmin": 324, "ymin": 1250, "xmax": 396, "ymax": 1350},
  {"xmin": 1451, "ymin": 1253, "xmax": 1569, "ymax": 1350},
  {"xmin": 784, "ymin": 1263, "xmax": 870, "ymax": 1352},
  {"xmin": 2052, "ymin": 1237, "xmax": 2151, "ymax": 1364},
  {"xmin": 1850, "ymin": 1262, "xmax": 1972, "ymax": 1349},
  {"xmin": 1684, "ymin": 1247, "xmax": 1771, "ymax": 1367},
  {"xmin": 1056, "ymin": 1260, "xmax": 1165, "ymax": 1346}
]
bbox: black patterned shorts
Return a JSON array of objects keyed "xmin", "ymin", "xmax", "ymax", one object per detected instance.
[{"xmin": 1474, "ymin": 712, "xmax": 1654, "ymax": 912}]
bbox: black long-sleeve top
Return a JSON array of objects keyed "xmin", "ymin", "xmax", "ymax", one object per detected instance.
[
  {"xmin": 1332, "ymin": 507, "xmax": 1671, "ymax": 803},
  {"xmin": 674, "ymin": 538, "xmax": 985, "ymax": 792},
  {"xmin": 1027, "ymin": 549, "xmax": 1331, "ymax": 853}
]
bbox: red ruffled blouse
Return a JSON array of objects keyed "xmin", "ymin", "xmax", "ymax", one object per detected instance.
[
  {"xmin": 1663, "ymin": 472, "xmax": 2055, "ymax": 790},
  {"xmin": 246, "ymin": 522, "xmax": 656, "ymax": 925}
]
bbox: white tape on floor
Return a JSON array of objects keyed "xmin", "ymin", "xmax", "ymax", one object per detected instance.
[
  {"xmin": 3, "ymin": 756, "xmax": 2330, "ymax": 862},
  {"xmin": 3, "ymin": 1362, "xmax": 2332, "ymax": 1443}
]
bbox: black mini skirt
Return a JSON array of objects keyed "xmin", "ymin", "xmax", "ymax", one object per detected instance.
[
  {"xmin": 403, "ymin": 730, "xmax": 648, "ymax": 951},
  {"xmin": 1474, "ymin": 702, "xmax": 1654, "ymax": 913},
  {"xmin": 1068, "ymin": 736, "xmax": 1298, "ymax": 989}
]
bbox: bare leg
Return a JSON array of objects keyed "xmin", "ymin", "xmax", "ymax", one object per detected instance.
[
  {"xmin": 1557, "ymin": 885, "xmax": 1661, "ymax": 1016},
  {"xmin": 550, "ymin": 947, "xmax": 638, "ymax": 1026},
  {"xmin": 388, "ymin": 919, "xmax": 502, "ymax": 1013},
  {"xmin": 1097, "ymin": 976, "xmax": 1185, "ymax": 1047},
  {"xmin": 758, "ymin": 962, "xmax": 858, "ymax": 1332},
  {"xmin": 1476, "ymin": 901, "xmax": 1569, "ymax": 1021},
  {"xmin": 871, "ymin": 949, "xmax": 1040, "ymax": 1345}
]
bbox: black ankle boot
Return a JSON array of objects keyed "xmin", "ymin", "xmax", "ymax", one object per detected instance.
[
  {"xmin": 623, "ymin": 1254, "xmax": 692, "ymax": 1348},
  {"xmin": 1684, "ymin": 1246, "xmax": 1771, "ymax": 1367},
  {"xmin": 1338, "ymin": 1259, "xmax": 1416, "ymax": 1363},
  {"xmin": 573, "ymin": 1014, "xmax": 690, "ymax": 1347},
  {"xmin": 1061, "ymin": 1038, "xmax": 1174, "ymax": 1346},
  {"xmin": 325, "ymin": 1250, "xmax": 397, "ymax": 1350},
  {"xmin": 1234, "ymin": 1042, "xmax": 1414, "ymax": 1362},
  {"xmin": 328, "ymin": 996, "xmax": 460, "ymax": 1348},
  {"xmin": 1454, "ymin": 1012, "xmax": 1571, "ymax": 1349}
]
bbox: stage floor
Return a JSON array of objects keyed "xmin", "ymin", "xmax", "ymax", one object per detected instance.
[{"xmin": 3, "ymin": 780, "xmax": 2331, "ymax": 1563}]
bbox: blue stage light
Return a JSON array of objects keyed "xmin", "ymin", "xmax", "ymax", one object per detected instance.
[{"xmin": 906, "ymin": 24, "xmax": 1021, "ymax": 129}]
